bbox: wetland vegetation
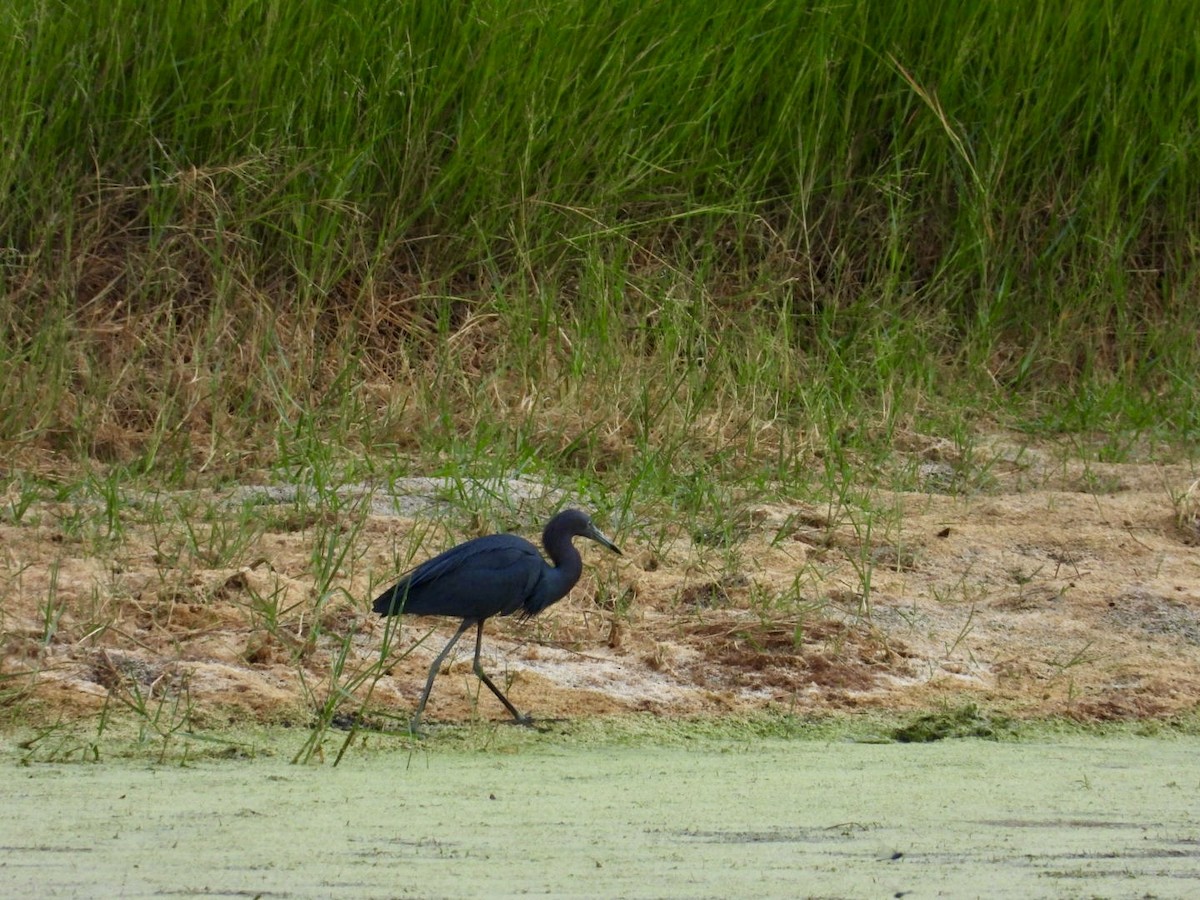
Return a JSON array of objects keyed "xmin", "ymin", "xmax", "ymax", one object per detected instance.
[{"xmin": 2, "ymin": 2, "xmax": 1198, "ymax": 766}]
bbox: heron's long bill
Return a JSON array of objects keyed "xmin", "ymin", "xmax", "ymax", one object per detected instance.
[{"xmin": 586, "ymin": 523, "xmax": 622, "ymax": 555}]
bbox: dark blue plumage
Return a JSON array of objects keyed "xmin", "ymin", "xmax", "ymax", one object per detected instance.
[
  {"xmin": 373, "ymin": 536, "xmax": 554, "ymax": 620},
  {"xmin": 372, "ymin": 508, "xmax": 621, "ymax": 730}
]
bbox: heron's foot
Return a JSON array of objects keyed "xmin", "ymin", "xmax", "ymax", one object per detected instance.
[{"xmin": 509, "ymin": 713, "xmax": 535, "ymax": 728}]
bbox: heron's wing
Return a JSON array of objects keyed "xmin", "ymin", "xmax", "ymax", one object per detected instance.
[{"xmin": 372, "ymin": 535, "xmax": 544, "ymax": 619}]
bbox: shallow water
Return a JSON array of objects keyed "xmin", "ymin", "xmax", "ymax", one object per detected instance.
[{"xmin": 4, "ymin": 735, "xmax": 1198, "ymax": 898}]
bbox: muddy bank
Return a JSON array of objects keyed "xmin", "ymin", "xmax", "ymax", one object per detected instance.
[{"xmin": 3, "ymin": 441, "xmax": 1200, "ymax": 728}]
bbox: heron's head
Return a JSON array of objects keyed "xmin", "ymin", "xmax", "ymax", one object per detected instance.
[{"xmin": 552, "ymin": 508, "xmax": 622, "ymax": 555}]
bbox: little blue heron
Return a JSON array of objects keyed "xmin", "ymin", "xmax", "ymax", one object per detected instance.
[{"xmin": 372, "ymin": 508, "xmax": 621, "ymax": 730}]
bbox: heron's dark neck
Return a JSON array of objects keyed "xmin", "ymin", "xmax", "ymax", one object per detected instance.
[
  {"xmin": 551, "ymin": 548, "xmax": 583, "ymax": 581},
  {"xmin": 542, "ymin": 535, "xmax": 583, "ymax": 595}
]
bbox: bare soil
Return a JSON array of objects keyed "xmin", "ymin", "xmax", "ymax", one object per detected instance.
[{"xmin": 3, "ymin": 435, "xmax": 1199, "ymax": 728}]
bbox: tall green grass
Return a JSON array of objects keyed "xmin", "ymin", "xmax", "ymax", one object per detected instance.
[{"xmin": 1, "ymin": 0, "xmax": 1197, "ymax": 486}]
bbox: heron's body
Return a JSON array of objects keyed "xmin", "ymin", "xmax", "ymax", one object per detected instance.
[
  {"xmin": 372, "ymin": 534, "xmax": 578, "ymax": 622},
  {"xmin": 372, "ymin": 509, "xmax": 620, "ymax": 730}
]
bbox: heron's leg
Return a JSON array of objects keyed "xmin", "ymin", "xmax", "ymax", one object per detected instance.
[
  {"xmin": 471, "ymin": 620, "xmax": 532, "ymax": 725},
  {"xmin": 410, "ymin": 618, "xmax": 473, "ymax": 732}
]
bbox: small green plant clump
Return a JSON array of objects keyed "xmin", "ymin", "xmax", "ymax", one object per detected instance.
[{"xmin": 890, "ymin": 703, "xmax": 1017, "ymax": 743}]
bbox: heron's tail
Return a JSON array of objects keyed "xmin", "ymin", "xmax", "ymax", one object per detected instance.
[{"xmin": 372, "ymin": 584, "xmax": 408, "ymax": 616}]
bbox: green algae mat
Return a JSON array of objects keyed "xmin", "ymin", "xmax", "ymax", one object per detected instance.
[{"xmin": 4, "ymin": 734, "xmax": 1198, "ymax": 898}]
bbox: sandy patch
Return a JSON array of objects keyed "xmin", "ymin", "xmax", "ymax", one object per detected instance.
[{"xmin": 3, "ymin": 438, "xmax": 1199, "ymax": 726}]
